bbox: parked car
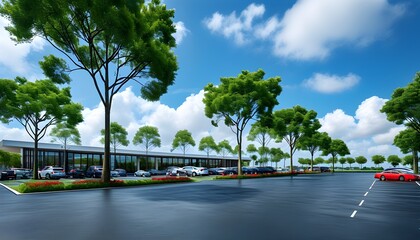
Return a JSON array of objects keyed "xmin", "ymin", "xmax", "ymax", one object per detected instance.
[
  {"xmin": 374, "ymin": 169, "xmax": 419, "ymax": 182},
  {"xmin": 242, "ymin": 167, "xmax": 260, "ymax": 174},
  {"xmin": 165, "ymin": 166, "xmax": 187, "ymax": 176},
  {"xmin": 183, "ymin": 166, "xmax": 209, "ymax": 176},
  {"xmin": 114, "ymin": 168, "xmax": 127, "ymax": 177},
  {"xmin": 208, "ymin": 168, "xmax": 224, "ymax": 175},
  {"xmin": 38, "ymin": 166, "xmax": 66, "ymax": 179},
  {"xmin": 86, "ymin": 165, "xmax": 103, "ymax": 178},
  {"xmin": 110, "ymin": 170, "xmax": 119, "ymax": 178},
  {"xmin": 222, "ymin": 168, "xmax": 237, "ymax": 175},
  {"xmin": 134, "ymin": 170, "xmax": 151, "ymax": 177},
  {"xmin": 256, "ymin": 167, "xmax": 276, "ymax": 174},
  {"xmin": 147, "ymin": 169, "xmax": 166, "ymax": 175},
  {"xmin": 0, "ymin": 170, "xmax": 16, "ymax": 180},
  {"xmin": 384, "ymin": 167, "xmax": 413, "ymax": 173},
  {"xmin": 66, "ymin": 169, "xmax": 85, "ymax": 179},
  {"xmin": 10, "ymin": 168, "xmax": 31, "ymax": 179}
]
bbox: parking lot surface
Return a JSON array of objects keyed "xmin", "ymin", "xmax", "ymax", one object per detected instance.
[{"xmin": 0, "ymin": 173, "xmax": 419, "ymax": 240}]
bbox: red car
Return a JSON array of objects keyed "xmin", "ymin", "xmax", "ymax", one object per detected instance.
[{"xmin": 374, "ymin": 169, "xmax": 419, "ymax": 182}]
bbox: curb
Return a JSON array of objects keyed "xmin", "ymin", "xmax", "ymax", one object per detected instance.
[{"xmin": 0, "ymin": 183, "xmax": 21, "ymax": 195}]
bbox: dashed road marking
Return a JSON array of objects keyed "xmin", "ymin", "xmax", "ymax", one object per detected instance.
[
  {"xmin": 364, "ymin": 192, "xmax": 368, "ymax": 196},
  {"xmin": 369, "ymin": 180, "xmax": 376, "ymax": 190},
  {"xmin": 359, "ymin": 200, "xmax": 365, "ymax": 206},
  {"xmin": 416, "ymin": 181, "xmax": 420, "ymax": 187},
  {"xmin": 350, "ymin": 210, "xmax": 357, "ymax": 218}
]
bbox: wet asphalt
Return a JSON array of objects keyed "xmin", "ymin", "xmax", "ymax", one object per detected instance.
[{"xmin": 0, "ymin": 173, "xmax": 419, "ymax": 240}]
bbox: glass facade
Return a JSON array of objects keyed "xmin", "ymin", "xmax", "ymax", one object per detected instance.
[{"xmin": 19, "ymin": 147, "xmax": 247, "ymax": 173}]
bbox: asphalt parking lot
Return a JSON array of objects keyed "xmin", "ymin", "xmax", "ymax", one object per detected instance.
[{"xmin": 0, "ymin": 173, "xmax": 419, "ymax": 240}]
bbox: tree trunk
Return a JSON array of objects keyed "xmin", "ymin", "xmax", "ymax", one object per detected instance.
[
  {"xmin": 33, "ymin": 138, "xmax": 39, "ymax": 180},
  {"xmin": 413, "ymin": 150, "xmax": 419, "ymax": 174},
  {"xmin": 102, "ymin": 99, "xmax": 111, "ymax": 183},
  {"xmin": 289, "ymin": 148, "xmax": 293, "ymax": 174},
  {"xmin": 237, "ymin": 129, "xmax": 243, "ymax": 175}
]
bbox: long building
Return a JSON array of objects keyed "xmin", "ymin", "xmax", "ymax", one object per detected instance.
[{"xmin": 0, "ymin": 139, "xmax": 249, "ymax": 173}]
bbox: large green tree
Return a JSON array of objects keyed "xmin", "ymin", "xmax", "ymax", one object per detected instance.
[
  {"xmin": 272, "ymin": 106, "xmax": 321, "ymax": 173},
  {"xmin": 198, "ymin": 136, "xmax": 219, "ymax": 159},
  {"xmin": 1, "ymin": 0, "xmax": 178, "ymax": 182},
  {"xmin": 322, "ymin": 139, "xmax": 350, "ymax": 173},
  {"xmin": 387, "ymin": 155, "xmax": 402, "ymax": 167},
  {"xmin": 393, "ymin": 128, "xmax": 420, "ymax": 173},
  {"xmin": 217, "ymin": 140, "xmax": 233, "ymax": 159},
  {"xmin": 0, "ymin": 77, "xmax": 83, "ymax": 178},
  {"xmin": 298, "ymin": 131, "xmax": 331, "ymax": 170},
  {"xmin": 100, "ymin": 122, "xmax": 129, "ymax": 169},
  {"xmin": 203, "ymin": 69, "xmax": 281, "ymax": 175},
  {"xmin": 50, "ymin": 122, "xmax": 82, "ymax": 172},
  {"xmin": 247, "ymin": 121, "xmax": 275, "ymax": 166},
  {"xmin": 381, "ymin": 72, "xmax": 420, "ymax": 133},
  {"xmin": 0, "ymin": 150, "xmax": 21, "ymax": 168},
  {"xmin": 133, "ymin": 125, "xmax": 161, "ymax": 170},
  {"xmin": 171, "ymin": 129, "xmax": 195, "ymax": 156}
]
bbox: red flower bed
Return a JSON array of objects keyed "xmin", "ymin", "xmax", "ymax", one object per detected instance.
[{"xmin": 25, "ymin": 181, "xmax": 63, "ymax": 188}]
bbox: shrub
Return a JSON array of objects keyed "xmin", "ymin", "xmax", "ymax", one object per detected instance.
[
  {"xmin": 215, "ymin": 172, "xmax": 293, "ymax": 180},
  {"xmin": 17, "ymin": 180, "xmax": 65, "ymax": 193}
]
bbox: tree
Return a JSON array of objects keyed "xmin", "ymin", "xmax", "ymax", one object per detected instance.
[
  {"xmin": 339, "ymin": 158, "xmax": 347, "ymax": 169},
  {"xmin": 171, "ymin": 130, "xmax": 195, "ymax": 156},
  {"xmin": 100, "ymin": 122, "xmax": 129, "ymax": 169},
  {"xmin": 346, "ymin": 157, "xmax": 355, "ymax": 169},
  {"xmin": 298, "ymin": 158, "xmax": 311, "ymax": 167},
  {"xmin": 298, "ymin": 131, "xmax": 331, "ymax": 170},
  {"xmin": 133, "ymin": 126, "xmax": 161, "ymax": 170},
  {"xmin": 371, "ymin": 155, "xmax": 386, "ymax": 168},
  {"xmin": 393, "ymin": 128, "xmax": 420, "ymax": 173},
  {"xmin": 387, "ymin": 155, "xmax": 402, "ymax": 167},
  {"xmin": 217, "ymin": 140, "xmax": 233, "ymax": 159},
  {"xmin": 402, "ymin": 155, "xmax": 414, "ymax": 167},
  {"xmin": 322, "ymin": 139, "xmax": 350, "ymax": 173},
  {"xmin": 50, "ymin": 122, "xmax": 82, "ymax": 172},
  {"xmin": 381, "ymin": 72, "xmax": 420, "ymax": 133},
  {"xmin": 1, "ymin": 0, "xmax": 178, "ymax": 183},
  {"xmin": 198, "ymin": 136, "xmax": 219, "ymax": 158},
  {"xmin": 314, "ymin": 157, "xmax": 324, "ymax": 165},
  {"xmin": 247, "ymin": 121, "xmax": 275, "ymax": 166},
  {"xmin": 203, "ymin": 69, "xmax": 281, "ymax": 175},
  {"xmin": 272, "ymin": 106, "xmax": 321, "ymax": 174},
  {"xmin": 269, "ymin": 148, "xmax": 285, "ymax": 169},
  {"xmin": 355, "ymin": 156, "xmax": 368, "ymax": 169},
  {"xmin": 0, "ymin": 77, "xmax": 83, "ymax": 179},
  {"xmin": 0, "ymin": 149, "xmax": 21, "ymax": 168}
]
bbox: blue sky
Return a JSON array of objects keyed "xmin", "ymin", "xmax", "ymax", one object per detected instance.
[{"xmin": 1, "ymin": 0, "xmax": 420, "ymax": 167}]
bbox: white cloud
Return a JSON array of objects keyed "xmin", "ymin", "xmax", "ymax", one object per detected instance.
[
  {"xmin": 0, "ymin": 16, "xmax": 46, "ymax": 76},
  {"xmin": 205, "ymin": 0, "xmax": 405, "ymax": 60},
  {"xmin": 318, "ymin": 96, "xmax": 405, "ymax": 161},
  {"xmin": 203, "ymin": 3, "xmax": 265, "ymax": 45},
  {"xmin": 173, "ymin": 21, "xmax": 189, "ymax": 45},
  {"xmin": 303, "ymin": 73, "xmax": 360, "ymax": 93}
]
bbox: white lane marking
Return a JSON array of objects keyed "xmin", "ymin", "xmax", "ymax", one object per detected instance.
[
  {"xmin": 364, "ymin": 192, "xmax": 368, "ymax": 196},
  {"xmin": 350, "ymin": 210, "xmax": 357, "ymax": 218},
  {"xmin": 416, "ymin": 181, "xmax": 420, "ymax": 187},
  {"xmin": 359, "ymin": 200, "xmax": 364, "ymax": 206},
  {"xmin": 0, "ymin": 183, "xmax": 21, "ymax": 195},
  {"xmin": 369, "ymin": 180, "xmax": 376, "ymax": 190}
]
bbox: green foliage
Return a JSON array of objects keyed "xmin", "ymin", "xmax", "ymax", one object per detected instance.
[
  {"xmin": 387, "ymin": 155, "xmax": 402, "ymax": 167},
  {"xmin": 272, "ymin": 106, "xmax": 321, "ymax": 172},
  {"xmin": 298, "ymin": 131, "xmax": 331, "ymax": 168},
  {"xmin": 132, "ymin": 125, "xmax": 161, "ymax": 152},
  {"xmin": 100, "ymin": 122, "xmax": 130, "ymax": 150},
  {"xmin": 355, "ymin": 156, "xmax": 367, "ymax": 168},
  {"xmin": 346, "ymin": 157, "xmax": 355, "ymax": 167},
  {"xmin": 0, "ymin": 150, "xmax": 21, "ymax": 168},
  {"xmin": 371, "ymin": 155, "xmax": 386, "ymax": 167},
  {"xmin": 314, "ymin": 157, "xmax": 324, "ymax": 165},
  {"xmin": 50, "ymin": 122, "xmax": 82, "ymax": 146},
  {"xmin": 203, "ymin": 69, "xmax": 281, "ymax": 175},
  {"xmin": 0, "ymin": 0, "xmax": 178, "ymax": 183},
  {"xmin": 322, "ymin": 139, "xmax": 349, "ymax": 171},
  {"xmin": 217, "ymin": 140, "xmax": 233, "ymax": 158},
  {"xmin": 393, "ymin": 128, "xmax": 420, "ymax": 153},
  {"xmin": 171, "ymin": 129, "xmax": 195, "ymax": 155},
  {"xmin": 381, "ymin": 72, "xmax": 420, "ymax": 133},
  {"xmin": 198, "ymin": 136, "xmax": 219, "ymax": 157}
]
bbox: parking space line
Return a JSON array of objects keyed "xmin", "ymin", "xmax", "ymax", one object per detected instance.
[
  {"xmin": 416, "ymin": 181, "xmax": 420, "ymax": 187},
  {"xmin": 350, "ymin": 210, "xmax": 357, "ymax": 218},
  {"xmin": 364, "ymin": 192, "xmax": 368, "ymax": 196},
  {"xmin": 358, "ymin": 200, "xmax": 364, "ymax": 206},
  {"xmin": 369, "ymin": 180, "xmax": 376, "ymax": 190}
]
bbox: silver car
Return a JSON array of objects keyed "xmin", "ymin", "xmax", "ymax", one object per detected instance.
[
  {"xmin": 38, "ymin": 166, "xmax": 66, "ymax": 179},
  {"xmin": 134, "ymin": 170, "xmax": 151, "ymax": 177},
  {"xmin": 183, "ymin": 166, "xmax": 209, "ymax": 177}
]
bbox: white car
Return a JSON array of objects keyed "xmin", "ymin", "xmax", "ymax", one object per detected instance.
[
  {"xmin": 183, "ymin": 166, "xmax": 209, "ymax": 177},
  {"xmin": 134, "ymin": 170, "xmax": 151, "ymax": 177},
  {"xmin": 38, "ymin": 166, "xmax": 66, "ymax": 179}
]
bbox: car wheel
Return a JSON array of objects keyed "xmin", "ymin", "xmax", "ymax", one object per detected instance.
[
  {"xmin": 380, "ymin": 175, "xmax": 386, "ymax": 181},
  {"xmin": 399, "ymin": 176, "xmax": 405, "ymax": 181},
  {"xmin": 46, "ymin": 173, "xmax": 51, "ymax": 180},
  {"xmin": 192, "ymin": 172, "xmax": 196, "ymax": 177}
]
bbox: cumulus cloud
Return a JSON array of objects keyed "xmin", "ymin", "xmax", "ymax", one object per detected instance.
[
  {"xmin": 203, "ymin": 3, "xmax": 265, "ymax": 45},
  {"xmin": 0, "ymin": 16, "xmax": 46, "ymax": 76},
  {"xmin": 173, "ymin": 21, "xmax": 189, "ymax": 45},
  {"xmin": 303, "ymin": 73, "xmax": 360, "ymax": 93},
  {"xmin": 204, "ymin": 0, "xmax": 405, "ymax": 60},
  {"xmin": 318, "ymin": 96, "xmax": 405, "ymax": 160}
]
